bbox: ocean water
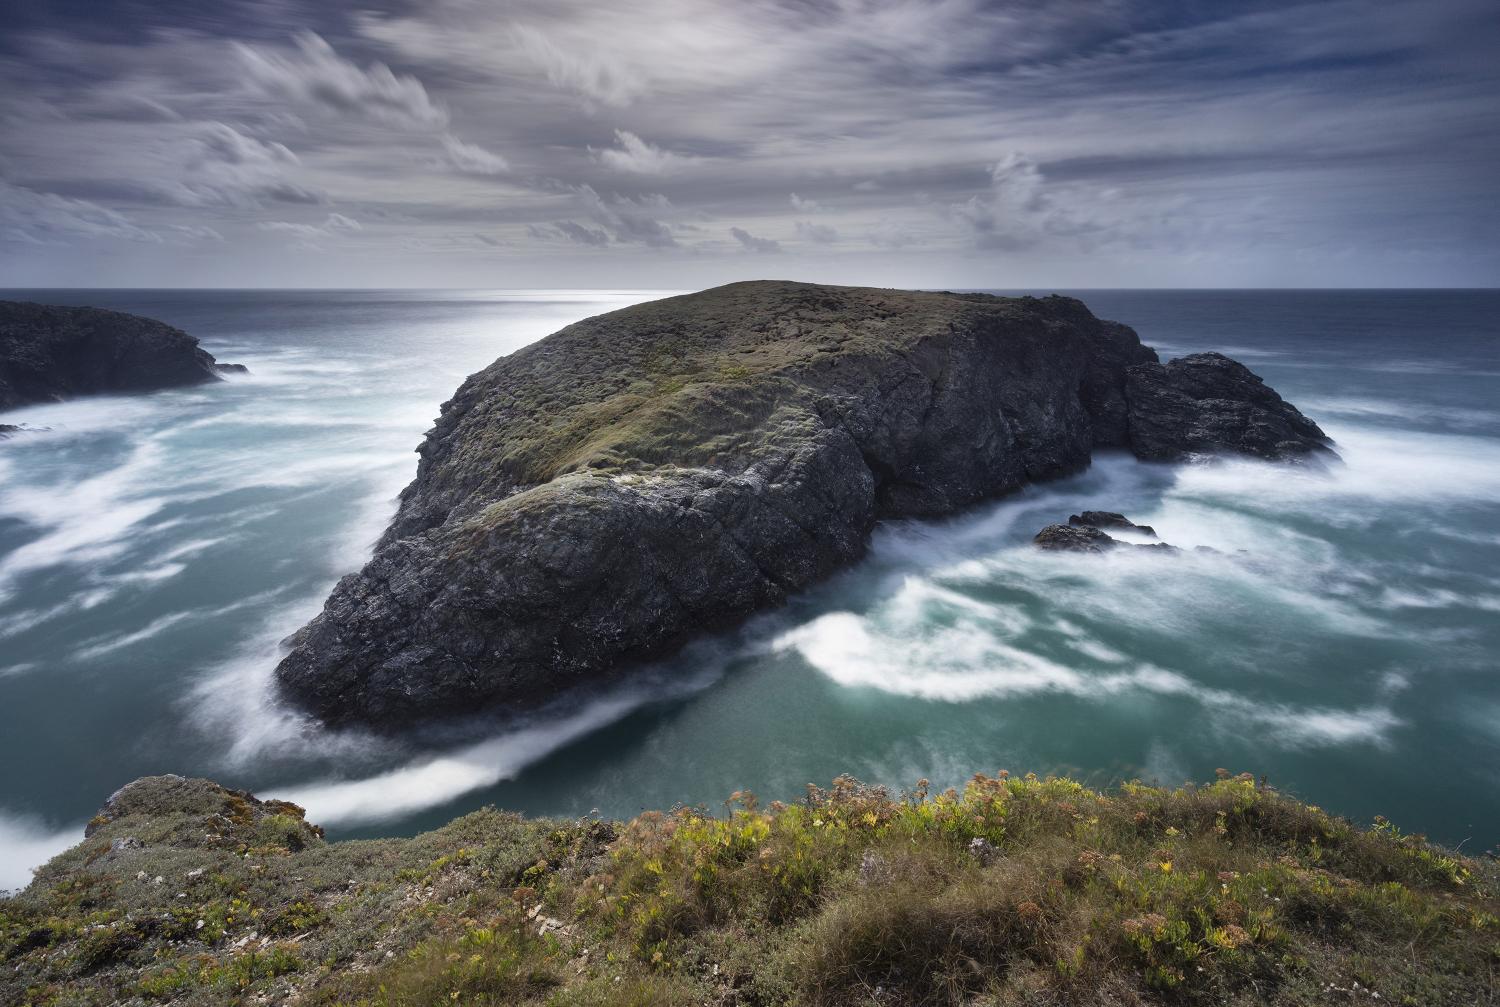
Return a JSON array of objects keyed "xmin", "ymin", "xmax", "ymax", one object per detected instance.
[{"xmin": 1, "ymin": 288, "xmax": 1497, "ymax": 891}]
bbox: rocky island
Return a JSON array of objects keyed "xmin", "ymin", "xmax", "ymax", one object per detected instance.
[
  {"xmin": 2, "ymin": 770, "xmax": 1493, "ymax": 1006},
  {"xmin": 0, "ymin": 301, "xmax": 243, "ymax": 412},
  {"xmin": 276, "ymin": 281, "xmax": 1331, "ymax": 727}
]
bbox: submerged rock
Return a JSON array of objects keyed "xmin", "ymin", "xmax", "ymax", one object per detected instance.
[
  {"xmin": 275, "ymin": 281, "xmax": 1329, "ymax": 727},
  {"xmin": 0, "ymin": 300, "xmax": 245, "ymax": 411}
]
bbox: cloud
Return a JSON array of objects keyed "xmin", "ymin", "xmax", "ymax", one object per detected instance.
[
  {"xmin": 121, "ymin": 122, "xmax": 327, "ymax": 209},
  {"xmin": 0, "ymin": 180, "xmax": 160, "ymax": 244},
  {"xmin": 553, "ymin": 219, "xmax": 610, "ymax": 246},
  {"xmin": 573, "ymin": 184, "xmax": 677, "ymax": 247},
  {"xmin": 3, "ymin": 0, "xmax": 1500, "ymax": 282},
  {"xmin": 595, "ymin": 130, "xmax": 691, "ymax": 175},
  {"xmin": 257, "ymin": 212, "xmax": 362, "ymax": 246},
  {"xmin": 510, "ymin": 24, "xmax": 644, "ymax": 107},
  {"xmin": 730, "ymin": 225, "xmax": 780, "ymax": 254},
  {"xmin": 235, "ymin": 31, "xmax": 448, "ymax": 128},
  {"xmin": 795, "ymin": 220, "xmax": 838, "ymax": 243},
  {"xmin": 948, "ymin": 153, "xmax": 1050, "ymax": 249},
  {"xmin": 165, "ymin": 224, "xmax": 225, "ymax": 243},
  {"xmin": 442, "ymin": 134, "xmax": 508, "ymax": 174},
  {"xmin": 868, "ymin": 219, "xmax": 919, "ymax": 249}
]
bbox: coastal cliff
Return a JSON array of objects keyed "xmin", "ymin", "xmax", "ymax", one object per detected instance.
[
  {"xmin": 275, "ymin": 281, "xmax": 1330, "ymax": 727},
  {"xmin": 0, "ymin": 301, "xmax": 242, "ymax": 412},
  {"xmin": 2, "ymin": 771, "xmax": 1493, "ymax": 1006}
]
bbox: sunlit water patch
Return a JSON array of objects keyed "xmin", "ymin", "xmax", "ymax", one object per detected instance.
[{"xmin": 1, "ymin": 288, "xmax": 1497, "ymax": 891}]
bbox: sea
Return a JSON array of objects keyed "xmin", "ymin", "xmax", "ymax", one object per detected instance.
[{"xmin": 1, "ymin": 288, "xmax": 1497, "ymax": 891}]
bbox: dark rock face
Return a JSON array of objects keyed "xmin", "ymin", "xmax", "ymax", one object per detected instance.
[
  {"xmin": 1035, "ymin": 518, "xmax": 1178, "ymax": 554},
  {"xmin": 0, "ymin": 301, "xmax": 243, "ymax": 411},
  {"xmin": 1034, "ymin": 524, "xmax": 1118, "ymax": 553},
  {"xmin": 275, "ymin": 281, "xmax": 1329, "ymax": 727},
  {"xmin": 1124, "ymin": 352, "xmax": 1330, "ymax": 462},
  {"xmin": 1069, "ymin": 511, "xmax": 1156, "ymax": 537}
]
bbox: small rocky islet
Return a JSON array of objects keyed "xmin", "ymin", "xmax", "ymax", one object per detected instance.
[
  {"xmin": 272, "ymin": 280, "xmax": 1333, "ymax": 728},
  {"xmin": 0, "ymin": 300, "xmax": 244, "ymax": 413}
]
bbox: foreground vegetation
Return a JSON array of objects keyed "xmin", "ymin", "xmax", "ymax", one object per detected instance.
[{"xmin": 3, "ymin": 771, "xmax": 1496, "ymax": 1006}]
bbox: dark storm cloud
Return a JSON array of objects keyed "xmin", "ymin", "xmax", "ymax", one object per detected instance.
[{"xmin": 0, "ymin": 0, "xmax": 1496, "ymax": 285}]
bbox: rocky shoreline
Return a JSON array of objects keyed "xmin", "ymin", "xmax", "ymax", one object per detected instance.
[
  {"xmin": 274, "ymin": 281, "xmax": 1332, "ymax": 728},
  {"xmin": 0, "ymin": 300, "xmax": 243, "ymax": 412}
]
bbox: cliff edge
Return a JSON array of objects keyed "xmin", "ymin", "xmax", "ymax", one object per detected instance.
[{"xmin": 2, "ymin": 771, "xmax": 1491, "ymax": 1006}]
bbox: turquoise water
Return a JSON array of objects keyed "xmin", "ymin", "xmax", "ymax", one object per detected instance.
[{"xmin": 1, "ymin": 289, "xmax": 1497, "ymax": 890}]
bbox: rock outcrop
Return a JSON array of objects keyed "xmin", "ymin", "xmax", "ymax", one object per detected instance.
[
  {"xmin": 275, "ymin": 281, "xmax": 1330, "ymax": 726},
  {"xmin": 1035, "ymin": 516, "xmax": 1178, "ymax": 554},
  {"xmin": 83, "ymin": 774, "xmax": 323, "ymax": 847},
  {"xmin": 0, "ymin": 301, "xmax": 243, "ymax": 412},
  {"xmin": 1069, "ymin": 510, "xmax": 1157, "ymax": 537},
  {"xmin": 1124, "ymin": 352, "xmax": 1329, "ymax": 462}
]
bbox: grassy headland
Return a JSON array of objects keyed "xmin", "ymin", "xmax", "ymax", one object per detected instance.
[{"xmin": 2, "ymin": 771, "xmax": 1495, "ymax": 1005}]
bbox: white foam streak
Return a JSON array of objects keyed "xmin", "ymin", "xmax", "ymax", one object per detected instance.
[
  {"xmin": 776, "ymin": 608, "xmax": 1400, "ymax": 749},
  {"xmin": 269, "ymin": 695, "xmax": 646, "ymax": 827},
  {"xmin": 0, "ymin": 441, "xmax": 167, "ymax": 597},
  {"xmin": 1174, "ymin": 424, "xmax": 1500, "ymax": 507},
  {"xmin": 0, "ymin": 813, "xmax": 80, "ymax": 894}
]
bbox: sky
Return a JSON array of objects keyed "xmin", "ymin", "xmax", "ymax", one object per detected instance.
[{"xmin": 1, "ymin": 0, "xmax": 1497, "ymax": 289}]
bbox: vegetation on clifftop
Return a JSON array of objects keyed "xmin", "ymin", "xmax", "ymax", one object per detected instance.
[{"xmin": 3, "ymin": 771, "xmax": 1496, "ymax": 1006}]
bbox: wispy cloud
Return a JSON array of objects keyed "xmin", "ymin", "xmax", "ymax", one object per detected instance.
[
  {"xmin": 595, "ymin": 130, "xmax": 692, "ymax": 175},
  {"xmin": 0, "ymin": 0, "xmax": 1495, "ymax": 284},
  {"xmin": 257, "ymin": 212, "xmax": 361, "ymax": 247},
  {"xmin": 235, "ymin": 30, "xmax": 448, "ymax": 128},
  {"xmin": 441, "ymin": 134, "xmax": 508, "ymax": 175}
]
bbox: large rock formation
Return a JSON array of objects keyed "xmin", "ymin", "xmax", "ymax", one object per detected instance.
[
  {"xmin": 0, "ymin": 300, "xmax": 242, "ymax": 411},
  {"xmin": 1124, "ymin": 351, "xmax": 1328, "ymax": 461},
  {"xmin": 275, "ymin": 281, "xmax": 1330, "ymax": 726}
]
